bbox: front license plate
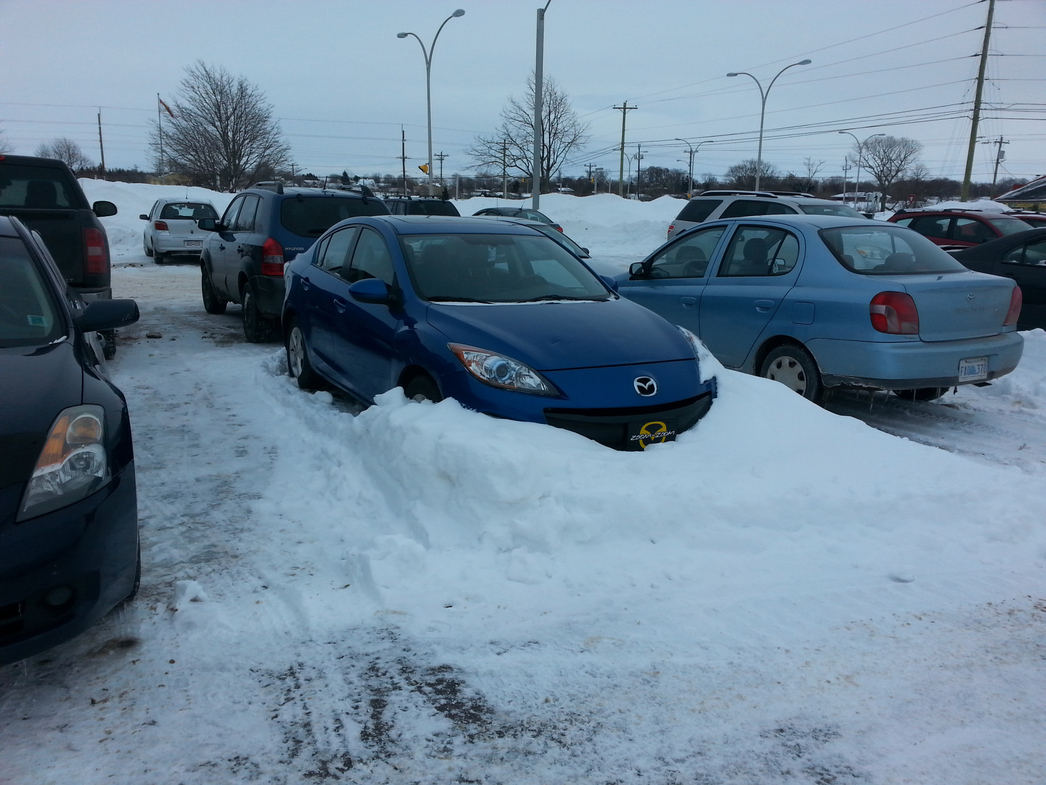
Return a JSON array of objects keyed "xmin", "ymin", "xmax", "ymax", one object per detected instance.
[
  {"xmin": 184, "ymin": 240, "xmax": 202, "ymax": 248},
  {"xmin": 627, "ymin": 418, "xmax": 678, "ymax": 450},
  {"xmin": 958, "ymin": 356, "xmax": 988, "ymax": 382}
]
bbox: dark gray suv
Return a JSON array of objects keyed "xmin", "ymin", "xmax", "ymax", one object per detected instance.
[{"xmin": 197, "ymin": 182, "xmax": 389, "ymax": 342}]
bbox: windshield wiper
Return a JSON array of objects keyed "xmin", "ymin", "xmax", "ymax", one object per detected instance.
[
  {"xmin": 427, "ymin": 296, "xmax": 495, "ymax": 303},
  {"xmin": 517, "ymin": 294, "xmax": 604, "ymax": 302}
]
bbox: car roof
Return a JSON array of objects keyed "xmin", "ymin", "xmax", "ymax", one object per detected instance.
[
  {"xmin": 688, "ymin": 213, "xmax": 878, "ymax": 231},
  {"xmin": 0, "ymin": 153, "xmax": 72, "ymax": 171},
  {"xmin": 367, "ymin": 214, "xmax": 546, "ymax": 236}
]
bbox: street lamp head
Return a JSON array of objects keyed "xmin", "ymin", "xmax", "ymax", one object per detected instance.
[
  {"xmin": 797, "ymin": 59, "xmax": 812, "ymax": 66},
  {"xmin": 726, "ymin": 72, "xmax": 739, "ymax": 77},
  {"xmin": 452, "ymin": 8, "xmax": 465, "ymax": 17},
  {"xmin": 396, "ymin": 32, "xmax": 409, "ymax": 38}
]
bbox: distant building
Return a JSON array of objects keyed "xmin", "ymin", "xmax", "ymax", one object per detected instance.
[{"xmin": 996, "ymin": 176, "xmax": 1046, "ymax": 211}]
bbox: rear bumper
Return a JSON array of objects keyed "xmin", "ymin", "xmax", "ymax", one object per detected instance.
[
  {"xmin": 250, "ymin": 274, "xmax": 285, "ymax": 320},
  {"xmin": 0, "ymin": 465, "xmax": 138, "ymax": 665},
  {"xmin": 812, "ymin": 331, "xmax": 1024, "ymax": 391}
]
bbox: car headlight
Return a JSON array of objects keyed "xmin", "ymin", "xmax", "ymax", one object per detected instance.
[
  {"xmin": 449, "ymin": 343, "xmax": 557, "ymax": 395},
  {"xmin": 18, "ymin": 405, "xmax": 109, "ymax": 522}
]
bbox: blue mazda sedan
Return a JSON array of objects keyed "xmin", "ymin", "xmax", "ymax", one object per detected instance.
[
  {"xmin": 282, "ymin": 216, "xmax": 717, "ymax": 450},
  {"xmin": 615, "ymin": 214, "xmax": 1024, "ymax": 403}
]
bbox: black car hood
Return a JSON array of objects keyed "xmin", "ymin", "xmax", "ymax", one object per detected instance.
[{"xmin": 0, "ymin": 340, "xmax": 84, "ymax": 491}]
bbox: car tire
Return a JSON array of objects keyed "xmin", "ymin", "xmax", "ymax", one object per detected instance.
[
  {"xmin": 286, "ymin": 319, "xmax": 321, "ymax": 390},
  {"xmin": 894, "ymin": 387, "xmax": 947, "ymax": 402},
  {"xmin": 760, "ymin": 343, "xmax": 823, "ymax": 404},
  {"xmin": 242, "ymin": 283, "xmax": 276, "ymax": 343},
  {"xmin": 201, "ymin": 263, "xmax": 228, "ymax": 315},
  {"xmin": 404, "ymin": 374, "xmax": 443, "ymax": 403},
  {"xmin": 101, "ymin": 329, "xmax": 117, "ymax": 360},
  {"xmin": 144, "ymin": 242, "xmax": 153, "ymax": 258},
  {"xmin": 154, "ymin": 251, "xmax": 166, "ymax": 265},
  {"xmin": 119, "ymin": 536, "xmax": 141, "ymax": 607}
]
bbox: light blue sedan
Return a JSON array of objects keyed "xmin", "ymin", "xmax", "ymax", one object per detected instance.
[{"xmin": 615, "ymin": 215, "xmax": 1024, "ymax": 403}]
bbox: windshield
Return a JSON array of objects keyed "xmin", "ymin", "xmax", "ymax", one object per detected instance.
[
  {"xmin": 820, "ymin": 225, "xmax": 968, "ymax": 275},
  {"xmin": 799, "ymin": 203, "xmax": 865, "ymax": 218},
  {"xmin": 992, "ymin": 215, "xmax": 1036, "ymax": 236},
  {"xmin": 403, "ymin": 233, "xmax": 609, "ymax": 303},
  {"xmin": 0, "ymin": 236, "xmax": 64, "ymax": 348}
]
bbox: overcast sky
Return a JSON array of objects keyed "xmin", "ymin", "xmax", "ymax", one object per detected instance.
[{"xmin": 1, "ymin": 0, "xmax": 1043, "ymax": 188}]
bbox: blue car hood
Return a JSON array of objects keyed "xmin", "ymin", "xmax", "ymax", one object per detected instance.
[
  {"xmin": 424, "ymin": 297, "xmax": 693, "ymax": 371},
  {"xmin": 0, "ymin": 341, "xmax": 84, "ymax": 490}
]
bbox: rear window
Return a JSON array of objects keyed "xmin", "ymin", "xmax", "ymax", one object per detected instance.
[
  {"xmin": 280, "ymin": 196, "xmax": 389, "ymax": 237},
  {"xmin": 408, "ymin": 201, "xmax": 460, "ymax": 217},
  {"xmin": 820, "ymin": 225, "xmax": 967, "ymax": 275},
  {"xmin": 0, "ymin": 236, "xmax": 65, "ymax": 348},
  {"xmin": 160, "ymin": 202, "xmax": 218, "ymax": 220},
  {"xmin": 0, "ymin": 165, "xmax": 81, "ymax": 209},
  {"xmin": 676, "ymin": 199, "xmax": 722, "ymax": 223}
]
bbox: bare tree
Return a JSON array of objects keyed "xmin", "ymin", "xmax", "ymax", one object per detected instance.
[
  {"xmin": 466, "ymin": 73, "xmax": 589, "ymax": 193},
  {"xmin": 0, "ymin": 130, "xmax": 13, "ymax": 154},
  {"xmin": 725, "ymin": 159, "xmax": 779, "ymax": 190},
  {"xmin": 849, "ymin": 135, "xmax": 923, "ymax": 211},
  {"xmin": 35, "ymin": 138, "xmax": 92, "ymax": 171},
  {"xmin": 152, "ymin": 61, "xmax": 292, "ymax": 191}
]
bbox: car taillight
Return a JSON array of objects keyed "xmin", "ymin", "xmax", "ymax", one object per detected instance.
[
  {"xmin": 153, "ymin": 220, "xmax": 169, "ymax": 231},
  {"xmin": 261, "ymin": 237, "xmax": 285, "ymax": 276},
  {"xmin": 1004, "ymin": 285, "xmax": 1022, "ymax": 327},
  {"xmin": 555, "ymin": 226, "xmax": 563, "ymax": 232},
  {"xmin": 870, "ymin": 291, "xmax": 919, "ymax": 335},
  {"xmin": 667, "ymin": 224, "xmax": 675, "ymax": 238},
  {"xmin": 83, "ymin": 228, "xmax": 108, "ymax": 275}
]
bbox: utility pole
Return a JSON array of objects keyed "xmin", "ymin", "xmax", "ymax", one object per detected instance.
[
  {"xmin": 97, "ymin": 109, "xmax": 106, "ymax": 179},
  {"xmin": 961, "ymin": 0, "xmax": 995, "ymax": 201},
  {"xmin": 399, "ymin": 127, "xmax": 409, "ymax": 197},
  {"xmin": 435, "ymin": 151, "xmax": 448, "ymax": 181},
  {"xmin": 532, "ymin": 1, "xmax": 551, "ymax": 209},
  {"xmin": 841, "ymin": 159, "xmax": 851, "ymax": 203},
  {"xmin": 635, "ymin": 143, "xmax": 644, "ymax": 200},
  {"xmin": 586, "ymin": 163, "xmax": 598, "ymax": 195},
  {"xmin": 987, "ymin": 136, "xmax": 1009, "ymax": 198},
  {"xmin": 614, "ymin": 102, "xmax": 637, "ymax": 196}
]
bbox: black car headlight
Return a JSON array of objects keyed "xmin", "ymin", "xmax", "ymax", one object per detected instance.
[
  {"xmin": 17, "ymin": 405, "xmax": 109, "ymax": 522},
  {"xmin": 449, "ymin": 343, "xmax": 557, "ymax": 395}
]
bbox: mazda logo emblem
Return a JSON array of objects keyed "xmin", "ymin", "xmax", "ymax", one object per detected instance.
[
  {"xmin": 634, "ymin": 376, "xmax": 657, "ymax": 396},
  {"xmin": 966, "ymin": 293, "xmax": 976, "ymax": 302}
]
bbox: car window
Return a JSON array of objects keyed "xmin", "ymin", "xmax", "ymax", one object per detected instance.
[
  {"xmin": 345, "ymin": 228, "xmax": 394, "ymax": 285},
  {"xmin": 907, "ymin": 215, "xmax": 950, "ymax": 240},
  {"xmin": 234, "ymin": 195, "xmax": 261, "ymax": 232},
  {"xmin": 953, "ymin": 217, "xmax": 995, "ymax": 244},
  {"xmin": 718, "ymin": 226, "xmax": 799, "ymax": 277},
  {"xmin": 0, "ymin": 236, "xmax": 64, "ymax": 348},
  {"xmin": 160, "ymin": 202, "xmax": 218, "ymax": 220},
  {"xmin": 1002, "ymin": 239, "xmax": 1046, "ymax": 266},
  {"xmin": 820, "ymin": 225, "xmax": 967, "ymax": 274},
  {"xmin": 405, "ymin": 233, "xmax": 608, "ymax": 303},
  {"xmin": 220, "ymin": 197, "xmax": 244, "ymax": 229},
  {"xmin": 0, "ymin": 165, "xmax": 78, "ymax": 209},
  {"xmin": 798, "ymin": 203, "xmax": 864, "ymax": 218},
  {"xmin": 316, "ymin": 227, "xmax": 359, "ymax": 274},
  {"xmin": 990, "ymin": 216, "xmax": 1037, "ymax": 236},
  {"xmin": 720, "ymin": 200, "xmax": 797, "ymax": 219},
  {"xmin": 647, "ymin": 226, "xmax": 726, "ymax": 279},
  {"xmin": 676, "ymin": 199, "xmax": 721, "ymax": 223},
  {"xmin": 280, "ymin": 196, "xmax": 389, "ymax": 238}
]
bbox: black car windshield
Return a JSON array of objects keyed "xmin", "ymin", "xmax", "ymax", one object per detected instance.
[
  {"xmin": 160, "ymin": 202, "xmax": 218, "ymax": 220},
  {"xmin": 403, "ymin": 233, "xmax": 610, "ymax": 303},
  {"xmin": 821, "ymin": 225, "xmax": 968, "ymax": 275},
  {"xmin": 0, "ymin": 236, "xmax": 64, "ymax": 348}
]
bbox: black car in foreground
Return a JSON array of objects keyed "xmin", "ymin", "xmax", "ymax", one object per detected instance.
[
  {"xmin": 951, "ymin": 227, "xmax": 1046, "ymax": 330},
  {"xmin": 0, "ymin": 215, "xmax": 140, "ymax": 664}
]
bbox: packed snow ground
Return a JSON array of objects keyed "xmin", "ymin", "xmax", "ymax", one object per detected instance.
[{"xmin": 1, "ymin": 183, "xmax": 1044, "ymax": 785}]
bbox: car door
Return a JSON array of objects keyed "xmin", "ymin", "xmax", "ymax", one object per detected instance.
[
  {"xmin": 998, "ymin": 236, "xmax": 1046, "ymax": 327},
  {"xmin": 330, "ymin": 227, "xmax": 403, "ymax": 401},
  {"xmin": 301, "ymin": 226, "xmax": 360, "ymax": 376},
  {"xmin": 207, "ymin": 196, "xmax": 245, "ymax": 299},
  {"xmin": 617, "ymin": 224, "xmax": 728, "ymax": 335},
  {"xmin": 698, "ymin": 223, "xmax": 803, "ymax": 369}
]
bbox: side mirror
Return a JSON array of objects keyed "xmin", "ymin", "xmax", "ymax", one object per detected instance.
[
  {"xmin": 76, "ymin": 298, "xmax": 140, "ymax": 332},
  {"xmin": 196, "ymin": 218, "xmax": 217, "ymax": 231},
  {"xmin": 139, "ymin": 214, "xmax": 149, "ymax": 221},
  {"xmin": 580, "ymin": 247, "xmax": 590, "ymax": 256},
  {"xmin": 349, "ymin": 277, "xmax": 399, "ymax": 307},
  {"xmin": 599, "ymin": 275, "xmax": 619, "ymax": 292},
  {"xmin": 629, "ymin": 262, "xmax": 647, "ymax": 278},
  {"xmin": 92, "ymin": 201, "xmax": 118, "ymax": 218}
]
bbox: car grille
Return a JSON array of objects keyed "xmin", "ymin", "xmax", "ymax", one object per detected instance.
[{"xmin": 544, "ymin": 391, "xmax": 715, "ymax": 451}]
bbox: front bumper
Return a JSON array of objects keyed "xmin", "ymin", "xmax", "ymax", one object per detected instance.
[{"xmin": 0, "ymin": 465, "xmax": 138, "ymax": 665}]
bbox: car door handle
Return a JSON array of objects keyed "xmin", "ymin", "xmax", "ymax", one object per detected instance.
[
  {"xmin": 681, "ymin": 296, "xmax": 697, "ymax": 308},
  {"xmin": 218, "ymin": 244, "xmax": 226, "ymax": 251},
  {"xmin": 754, "ymin": 299, "xmax": 775, "ymax": 313},
  {"xmin": 333, "ymin": 297, "xmax": 348, "ymax": 313},
  {"xmin": 300, "ymin": 277, "xmax": 311, "ymax": 291}
]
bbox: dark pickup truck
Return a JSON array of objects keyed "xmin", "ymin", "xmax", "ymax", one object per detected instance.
[{"xmin": 0, "ymin": 154, "xmax": 120, "ymax": 356}]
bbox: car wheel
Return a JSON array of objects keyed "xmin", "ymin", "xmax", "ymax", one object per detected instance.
[
  {"xmin": 144, "ymin": 242, "xmax": 153, "ymax": 258},
  {"xmin": 154, "ymin": 251, "xmax": 166, "ymax": 265},
  {"xmin": 286, "ymin": 319, "xmax": 321, "ymax": 390},
  {"xmin": 894, "ymin": 387, "xmax": 947, "ymax": 402},
  {"xmin": 242, "ymin": 283, "xmax": 276, "ymax": 343},
  {"xmin": 201, "ymin": 263, "xmax": 228, "ymax": 315},
  {"xmin": 404, "ymin": 374, "xmax": 443, "ymax": 403},
  {"xmin": 101, "ymin": 329, "xmax": 117, "ymax": 360},
  {"xmin": 760, "ymin": 344, "xmax": 823, "ymax": 403},
  {"xmin": 119, "ymin": 536, "xmax": 141, "ymax": 607}
]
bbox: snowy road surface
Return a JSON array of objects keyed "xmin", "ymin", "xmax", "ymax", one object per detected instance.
[{"xmin": 1, "ymin": 186, "xmax": 1044, "ymax": 785}]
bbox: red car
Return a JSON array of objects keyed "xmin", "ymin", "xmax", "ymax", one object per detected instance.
[{"xmin": 888, "ymin": 209, "xmax": 1033, "ymax": 250}]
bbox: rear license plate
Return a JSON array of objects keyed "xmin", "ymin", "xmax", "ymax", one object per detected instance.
[
  {"xmin": 627, "ymin": 418, "xmax": 678, "ymax": 450},
  {"xmin": 184, "ymin": 240, "xmax": 202, "ymax": 248},
  {"xmin": 959, "ymin": 356, "xmax": 988, "ymax": 382}
]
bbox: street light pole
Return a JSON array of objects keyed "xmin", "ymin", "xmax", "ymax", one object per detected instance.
[
  {"xmin": 532, "ymin": 1, "xmax": 552, "ymax": 210},
  {"xmin": 726, "ymin": 59, "xmax": 811, "ymax": 191},
  {"xmin": 398, "ymin": 9, "xmax": 465, "ymax": 196},
  {"xmin": 839, "ymin": 131, "xmax": 884, "ymax": 211},
  {"xmin": 675, "ymin": 139, "xmax": 711, "ymax": 198}
]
